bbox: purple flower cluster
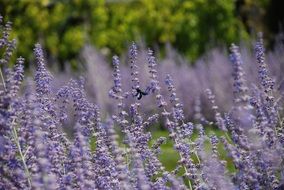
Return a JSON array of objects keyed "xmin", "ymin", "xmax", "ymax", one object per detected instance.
[{"xmin": 1, "ymin": 16, "xmax": 284, "ymax": 190}]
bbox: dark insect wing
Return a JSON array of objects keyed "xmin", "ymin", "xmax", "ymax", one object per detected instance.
[
  {"xmin": 137, "ymin": 93, "xmax": 142, "ymax": 100},
  {"xmin": 134, "ymin": 88, "xmax": 140, "ymax": 96},
  {"xmin": 145, "ymin": 86, "xmax": 151, "ymax": 94},
  {"xmin": 135, "ymin": 87, "xmax": 150, "ymax": 100},
  {"xmin": 140, "ymin": 91, "xmax": 148, "ymax": 96}
]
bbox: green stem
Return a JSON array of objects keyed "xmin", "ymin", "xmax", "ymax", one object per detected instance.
[
  {"xmin": 124, "ymin": 145, "xmax": 130, "ymax": 168},
  {"xmin": 195, "ymin": 151, "xmax": 201, "ymax": 165},
  {"xmin": 174, "ymin": 138, "xmax": 193, "ymax": 190},
  {"xmin": 0, "ymin": 68, "xmax": 6, "ymax": 91},
  {"xmin": 12, "ymin": 120, "xmax": 32, "ymax": 188},
  {"xmin": 224, "ymin": 132, "xmax": 233, "ymax": 144},
  {"xmin": 188, "ymin": 178, "xmax": 193, "ymax": 190}
]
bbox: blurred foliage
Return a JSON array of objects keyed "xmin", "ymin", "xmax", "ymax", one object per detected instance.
[
  {"xmin": 234, "ymin": 0, "xmax": 284, "ymax": 48},
  {"xmin": 0, "ymin": 0, "xmax": 275, "ymax": 68}
]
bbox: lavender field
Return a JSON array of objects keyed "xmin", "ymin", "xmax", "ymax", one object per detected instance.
[{"xmin": 1, "ymin": 14, "xmax": 284, "ymax": 190}]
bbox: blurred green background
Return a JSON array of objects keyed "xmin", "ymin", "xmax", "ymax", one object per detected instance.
[{"xmin": 0, "ymin": 0, "xmax": 283, "ymax": 69}]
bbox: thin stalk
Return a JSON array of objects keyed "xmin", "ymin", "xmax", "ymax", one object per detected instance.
[
  {"xmin": 174, "ymin": 137, "xmax": 193, "ymax": 190},
  {"xmin": 23, "ymin": 146, "xmax": 30, "ymax": 158},
  {"xmin": 0, "ymin": 68, "xmax": 6, "ymax": 91},
  {"xmin": 176, "ymin": 143, "xmax": 195, "ymax": 189},
  {"xmin": 189, "ymin": 138, "xmax": 201, "ymax": 165},
  {"xmin": 161, "ymin": 106, "xmax": 194, "ymax": 189},
  {"xmin": 224, "ymin": 132, "xmax": 233, "ymax": 144},
  {"xmin": 11, "ymin": 119, "xmax": 32, "ymax": 188},
  {"xmin": 124, "ymin": 146, "xmax": 130, "ymax": 168},
  {"xmin": 188, "ymin": 178, "xmax": 193, "ymax": 190},
  {"xmin": 195, "ymin": 151, "xmax": 201, "ymax": 165}
]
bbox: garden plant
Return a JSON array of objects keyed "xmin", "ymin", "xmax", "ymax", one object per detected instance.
[{"xmin": 0, "ymin": 15, "xmax": 284, "ymax": 190}]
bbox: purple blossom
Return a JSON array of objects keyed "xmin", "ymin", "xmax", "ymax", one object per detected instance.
[
  {"xmin": 109, "ymin": 55, "xmax": 122, "ymax": 96},
  {"xmin": 34, "ymin": 43, "xmax": 53, "ymax": 96},
  {"xmin": 255, "ymin": 33, "xmax": 275, "ymax": 95},
  {"xmin": 129, "ymin": 42, "xmax": 140, "ymax": 94},
  {"xmin": 230, "ymin": 44, "xmax": 250, "ymax": 107}
]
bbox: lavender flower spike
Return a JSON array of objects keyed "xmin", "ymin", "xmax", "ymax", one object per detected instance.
[
  {"xmin": 34, "ymin": 43, "xmax": 53, "ymax": 96},
  {"xmin": 255, "ymin": 33, "xmax": 274, "ymax": 95},
  {"xmin": 129, "ymin": 42, "xmax": 140, "ymax": 93},
  {"xmin": 229, "ymin": 43, "xmax": 250, "ymax": 106}
]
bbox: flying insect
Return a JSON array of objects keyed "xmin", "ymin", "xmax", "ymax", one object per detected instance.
[{"xmin": 134, "ymin": 86, "xmax": 151, "ymax": 100}]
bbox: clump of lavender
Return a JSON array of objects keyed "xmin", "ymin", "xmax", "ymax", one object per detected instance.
[{"xmin": 1, "ymin": 15, "xmax": 284, "ymax": 190}]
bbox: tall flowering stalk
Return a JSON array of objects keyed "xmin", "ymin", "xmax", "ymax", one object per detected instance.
[
  {"xmin": 255, "ymin": 33, "xmax": 275, "ymax": 96},
  {"xmin": 229, "ymin": 44, "xmax": 250, "ymax": 108},
  {"xmin": 34, "ymin": 44, "xmax": 53, "ymax": 96},
  {"xmin": 129, "ymin": 42, "xmax": 140, "ymax": 95},
  {"xmin": 147, "ymin": 50, "xmax": 200, "ymax": 189}
]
